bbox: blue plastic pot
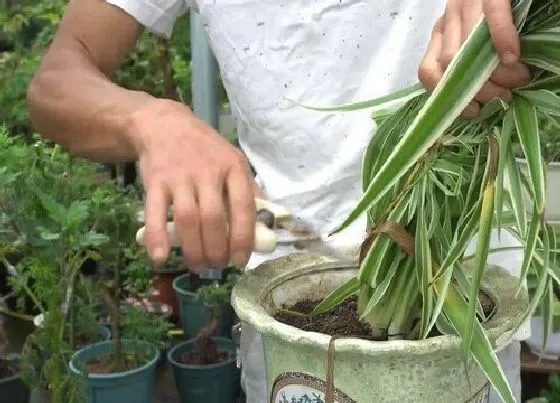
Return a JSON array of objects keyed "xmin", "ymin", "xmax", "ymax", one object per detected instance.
[
  {"xmin": 69, "ymin": 340, "xmax": 159, "ymax": 403},
  {"xmin": 173, "ymin": 274, "xmax": 234, "ymax": 339},
  {"xmin": 167, "ymin": 337, "xmax": 240, "ymax": 403},
  {"xmin": 37, "ymin": 324, "xmax": 111, "ymax": 364}
]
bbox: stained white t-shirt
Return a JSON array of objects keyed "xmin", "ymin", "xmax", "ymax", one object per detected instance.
[{"xmin": 108, "ymin": 0, "xmax": 447, "ymax": 248}]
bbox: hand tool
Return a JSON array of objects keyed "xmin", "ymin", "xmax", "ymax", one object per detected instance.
[{"xmin": 135, "ymin": 198, "xmax": 359, "ymax": 277}]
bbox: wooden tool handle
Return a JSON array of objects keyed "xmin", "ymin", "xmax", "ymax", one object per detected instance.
[{"xmin": 135, "ymin": 221, "xmax": 277, "ymax": 253}]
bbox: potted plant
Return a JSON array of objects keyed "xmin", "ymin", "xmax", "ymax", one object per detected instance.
[
  {"xmin": 149, "ymin": 248, "xmax": 188, "ymax": 317},
  {"xmin": 0, "ymin": 307, "xmax": 30, "ymax": 403},
  {"xmin": 168, "ymin": 270, "xmax": 241, "ymax": 403},
  {"xmin": 516, "ymin": 130, "xmax": 560, "ymax": 220},
  {"xmin": 69, "ymin": 205, "xmax": 160, "ymax": 403},
  {"xmin": 173, "ymin": 268, "xmax": 236, "ymax": 340},
  {"xmin": 233, "ymin": 2, "xmax": 560, "ymax": 402},
  {"xmin": 525, "ymin": 268, "xmax": 560, "ymax": 359}
]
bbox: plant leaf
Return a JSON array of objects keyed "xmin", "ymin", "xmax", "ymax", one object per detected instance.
[
  {"xmin": 513, "ymin": 95, "xmax": 545, "ymax": 213},
  {"xmin": 311, "ymin": 277, "xmax": 361, "ymax": 316},
  {"xmin": 331, "ymin": 17, "xmax": 501, "ymax": 235}
]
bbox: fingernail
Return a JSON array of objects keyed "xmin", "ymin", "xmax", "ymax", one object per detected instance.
[{"xmin": 501, "ymin": 52, "xmax": 518, "ymax": 65}]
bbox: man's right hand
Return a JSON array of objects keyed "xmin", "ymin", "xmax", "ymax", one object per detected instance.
[
  {"xmin": 26, "ymin": 1, "xmax": 259, "ymax": 272},
  {"xmin": 130, "ymin": 99, "xmax": 257, "ymax": 271}
]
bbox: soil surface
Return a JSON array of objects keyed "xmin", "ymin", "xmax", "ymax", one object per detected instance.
[
  {"xmin": 274, "ymin": 292, "xmax": 495, "ymax": 340},
  {"xmin": 178, "ymin": 349, "xmax": 230, "ymax": 365},
  {"xmin": 0, "ymin": 358, "xmax": 19, "ymax": 379},
  {"xmin": 86, "ymin": 353, "xmax": 142, "ymax": 374},
  {"xmin": 274, "ymin": 296, "xmax": 378, "ymax": 339}
]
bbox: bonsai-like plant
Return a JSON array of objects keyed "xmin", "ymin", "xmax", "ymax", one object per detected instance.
[
  {"xmin": 181, "ymin": 271, "xmax": 240, "ymax": 365},
  {"xmin": 294, "ymin": 1, "xmax": 560, "ymax": 401}
]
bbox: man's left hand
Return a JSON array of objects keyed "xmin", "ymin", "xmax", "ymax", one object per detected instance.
[{"xmin": 418, "ymin": 0, "xmax": 531, "ymax": 117}]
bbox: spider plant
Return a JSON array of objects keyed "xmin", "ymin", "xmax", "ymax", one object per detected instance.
[{"xmin": 297, "ymin": 0, "xmax": 560, "ymax": 401}]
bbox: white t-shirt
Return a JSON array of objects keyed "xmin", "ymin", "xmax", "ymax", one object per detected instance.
[{"xmin": 108, "ymin": 0, "xmax": 446, "ymax": 249}]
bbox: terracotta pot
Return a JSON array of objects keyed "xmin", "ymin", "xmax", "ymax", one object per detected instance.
[{"xmin": 150, "ymin": 267, "xmax": 188, "ymax": 316}]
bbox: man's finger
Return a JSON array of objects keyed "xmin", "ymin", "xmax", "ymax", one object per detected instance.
[
  {"xmin": 418, "ymin": 18, "xmax": 445, "ymax": 93},
  {"xmin": 144, "ymin": 184, "xmax": 171, "ymax": 264},
  {"xmin": 197, "ymin": 176, "xmax": 230, "ymax": 268},
  {"xmin": 461, "ymin": 0, "xmax": 483, "ymax": 41},
  {"xmin": 461, "ymin": 101, "xmax": 481, "ymax": 118},
  {"xmin": 441, "ymin": 2, "xmax": 463, "ymax": 67},
  {"xmin": 474, "ymin": 80, "xmax": 512, "ymax": 104},
  {"xmin": 172, "ymin": 183, "xmax": 205, "ymax": 271},
  {"xmin": 490, "ymin": 62, "xmax": 531, "ymax": 88},
  {"xmin": 483, "ymin": 0, "xmax": 520, "ymax": 65},
  {"xmin": 226, "ymin": 168, "xmax": 256, "ymax": 268}
]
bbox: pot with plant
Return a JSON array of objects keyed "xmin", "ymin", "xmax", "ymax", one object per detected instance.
[
  {"xmin": 0, "ymin": 307, "xmax": 30, "ymax": 403},
  {"xmin": 69, "ymin": 204, "xmax": 161, "ymax": 403},
  {"xmin": 172, "ymin": 269, "xmax": 237, "ymax": 340},
  {"xmin": 149, "ymin": 248, "xmax": 188, "ymax": 316},
  {"xmin": 168, "ymin": 271, "xmax": 241, "ymax": 403},
  {"xmin": 525, "ymin": 269, "xmax": 560, "ymax": 359},
  {"xmin": 231, "ymin": 1, "xmax": 560, "ymax": 401},
  {"xmin": 516, "ymin": 130, "xmax": 560, "ymax": 221}
]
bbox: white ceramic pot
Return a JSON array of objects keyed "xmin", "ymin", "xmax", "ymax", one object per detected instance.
[
  {"xmin": 516, "ymin": 159, "xmax": 560, "ymax": 221},
  {"xmin": 525, "ymin": 316, "xmax": 560, "ymax": 360},
  {"xmin": 231, "ymin": 254, "xmax": 528, "ymax": 403}
]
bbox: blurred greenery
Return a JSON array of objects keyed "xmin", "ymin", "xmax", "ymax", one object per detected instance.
[{"xmin": 0, "ymin": 0, "xmax": 232, "ymax": 138}]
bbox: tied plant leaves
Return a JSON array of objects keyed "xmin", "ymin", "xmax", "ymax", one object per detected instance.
[{"xmin": 295, "ymin": 1, "xmax": 560, "ymax": 401}]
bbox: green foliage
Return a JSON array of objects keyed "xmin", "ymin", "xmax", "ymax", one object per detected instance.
[
  {"xmin": 197, "ymin": 271, "xmax": 241, "ymax": 315},
  {"xmin": 0, "ymin": 127, "xmax": 148, "ymax": 400}
]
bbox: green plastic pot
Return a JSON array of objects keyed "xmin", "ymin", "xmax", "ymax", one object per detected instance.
[
  {"xmin": 69, "ymin": 340, "xmax": 159, "ymax": 403},
  {"xmin": 0, "ymin": 356, "xmax": 30, "ymax": 403},
  {"xmin": 167, "ymin": 337, "xmax": 240, "ymax": 403},
  {"xmin": 37, "ymin": 324, "xmax": 111, "ymax": 364},
  {"xmin": 173, "ymin": 274, "xmax": 234, "ymax": 339}
]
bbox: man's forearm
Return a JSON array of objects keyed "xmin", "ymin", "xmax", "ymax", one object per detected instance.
[{"xmin": 27, "ymin": 37, "xmax": 153, "ymax": 162}]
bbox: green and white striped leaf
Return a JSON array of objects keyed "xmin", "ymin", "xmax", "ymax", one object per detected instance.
[
  {"xmin": 330, "ymin": 17, "xmax": 501, "ymax": 235},
  {"xmin": 516, "ymin": 89, "xmax": 560, "ymax": 116},
  {"xmin": 290, "ymin": 83, "xmax": 426, "ymax": 113},
  {"xmin": 311, "ymin": 277, "xmax": 361, "ymax": 316},
  {"xmin": 495, "ymin": 110, "xmax": 514, "ymax": 234},
  {"xmin": 442, "ymin": 283, "xmax": 515, "ymax": 403},
  {"xmin": 416, "ymin": 177, "xmax": 433, "ymax": 338},
  {"xmin": 513, "ymin": 96, "xmax": 546, "ymax": 213}
]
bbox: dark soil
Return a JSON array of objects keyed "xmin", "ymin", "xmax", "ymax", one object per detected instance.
[
  {"xmin": 178, "ymin": 349, "xmax": 230, "ymax": 365},
  {"xmin": 86, "ymin": 353, "xmax": 142, "ymax": 374},
  {"xmin": 0, "ymin": 358, "xmax": 19, "ymax": 379},
  {"xmin": 178, "ymin": 333, "xmax": 230, "ymax": 365},
  {"xmin": 274, "ymin": 292, "xmax": 495, "ymax": 340},
  {"xmin": 274, "ymin": 296, "xmax": 378, "ymax": 340}
]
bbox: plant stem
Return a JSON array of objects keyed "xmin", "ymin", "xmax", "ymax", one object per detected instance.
[
  {"xmin": 278, "ymin": 308, "xmax": 309, "ymax": 318},
  {"xmin": 0, "ymin": 306, "xmax": 35, "ymax": 321}
]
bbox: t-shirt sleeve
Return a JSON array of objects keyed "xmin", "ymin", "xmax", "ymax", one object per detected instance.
[{"xmin": 106, "ymin": 0, "xmax": 192, "ymax": 39}]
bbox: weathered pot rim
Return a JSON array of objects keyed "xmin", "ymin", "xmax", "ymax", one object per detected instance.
[
  {"xmin": 231, "ymin": 253, "xmax": 529, "ymax": 357},
  {"xmin": 69, "ymin": 340, "xmax": 159, "ymax": 380},
  {"xmin": 167, "ymin": 336, "xmax": 236, "ymax": 370},
  {"xmin": 516, "ymin": 157, "xmax": 560, "ymax": 168},
  {"xmin": 172, "ymin": 273, "xmax": 197, "ymax": 298}
]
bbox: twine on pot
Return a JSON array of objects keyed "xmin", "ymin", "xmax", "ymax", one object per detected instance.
[{"xmin": 325, "ymin": 335, "xmax": 342, "ymax": 403}]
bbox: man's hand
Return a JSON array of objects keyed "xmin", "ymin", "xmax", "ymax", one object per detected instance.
[
  {"xmin": 418, "ymin": 0, "xmax": 531, "ymax": 117},
  {"xmin": 132, "ymin": 99, "xmax": 257, "ymax": 271}
]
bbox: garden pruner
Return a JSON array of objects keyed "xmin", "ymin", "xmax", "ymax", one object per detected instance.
[{"xmin": 135, "ymin": 197, "xmax": 358, "ymax": 271}]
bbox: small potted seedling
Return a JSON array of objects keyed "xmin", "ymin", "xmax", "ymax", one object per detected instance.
[
  {"xmin": 168, "ymin": 271, "xmax": 241, "ymax": 403},
  {"xmin": 172, "ymin": 268, "xmax": 236, "ymax": 340},
  {"xmin": 0, "ymin": 305, "xmax": 30, "ymax": 403}
]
